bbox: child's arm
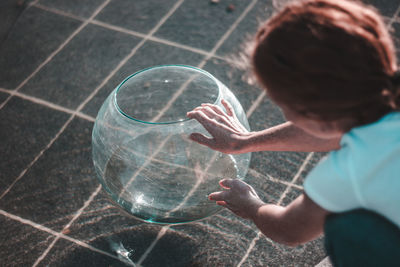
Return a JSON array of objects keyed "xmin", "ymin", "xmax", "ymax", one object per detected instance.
[
  {"xmin": 186, "ymin": 100, "xmax": 341, "ymax": 154},
  {"xmin": 209, "ymin": 179, "xmax": 329, "ymax": 246}
]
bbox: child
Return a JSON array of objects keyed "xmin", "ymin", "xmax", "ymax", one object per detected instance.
[{"xmin": 187, "ymin": 0, "xmax": 400, "ymax": 264}]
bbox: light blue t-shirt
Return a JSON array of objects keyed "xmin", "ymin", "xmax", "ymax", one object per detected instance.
[{"xmin": 304, "ymin": 112, "xmax": 400, "ymax": 227}]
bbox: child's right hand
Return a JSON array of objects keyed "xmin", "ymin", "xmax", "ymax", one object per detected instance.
[
  {"xmin": 186, "ymin": 99, "xmax": 251, "ymax": 154},
  {"xmin": 208, "ymin": 179, "xmax": 265, "ymax": 219}
]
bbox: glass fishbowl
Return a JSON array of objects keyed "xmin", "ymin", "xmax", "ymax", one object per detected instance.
[{"xmin": 92, "ymin": 65, "xmax": 251, "ymax": 224}]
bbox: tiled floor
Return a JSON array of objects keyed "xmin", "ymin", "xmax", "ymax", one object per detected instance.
[{"xmin": 1, "ymin": 0, "xmax": 399, "ymax": 266}]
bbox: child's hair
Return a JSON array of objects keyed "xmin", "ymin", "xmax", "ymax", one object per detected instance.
[{"xmin": 252, "ymin": 0, "xmax": 400, "ymax": 129}]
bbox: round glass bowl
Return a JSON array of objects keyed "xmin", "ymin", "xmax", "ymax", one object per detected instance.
[{"xmin": 92, "ymin": 65, "xmax": 251, "ymax": 224}]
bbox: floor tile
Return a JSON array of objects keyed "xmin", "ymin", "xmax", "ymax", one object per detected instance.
[
  {"xmin": 154, "ymin": 0, "xmax": 251, "ymax": 51},
  {"xmin": 38, "ymin": 0, "xmax": 106, "ymax": 18},
  {"xmin": 81, "ymin": 40, "xmax": 204, "ymax": 118},
  {"xmin": 0, "ymin": 91, "xmax": 10, "ymax": 103},
  {"xmin": 20, "ymin": 24, "xmax": 141, "ymax": 109},
  {"xmin": 145, "ymin": 215, "xmax": 258, "ymax": 267},
  {"xmin": 95, "ymin": 0, "xmax": 179, "ymax": 34},
  {"xmin": 216, "ymin": 0, "xmax": 274, "ymax": 57},
  {"xmin": 250, "ymin": 150, "xmax": 309, "ymax": 183},
  {"xmin": 0, "ymin": 6, "xmax": 81, "ymax": 89},
  {"xmin": 392, "ymin": 22, "xmax": 400, "ymax": 61},
  {"xmin": 203, "ymin": 58, "xmax": 263, "ymax": 114},
  {"xmin": 39, "ymin": 238, "xmax": 130, "ymax": 266},
  {"xmin": 0, "ymin": 214, "xmax": 56, "ymax": 266},
  {"xmin": 58, "ymin": 190, "xmax": 160, "ymax": 263},
  {"xmin": 362, "ymin": 0, "xmax": 400, "ymax": 17},
  {"xmin": 295, "ymin": 152, "xmax": 326, "ymax": 186},
  {"xmin": 241, "ymin": 235, "xmax": 326, "ymax": 267},
  {"xmin": 0, "ymin": 118, "xmax": 99, "ymax": 231},
  {"xmin": 0, "ymin": 97, "xmax": 70, "ymax": 196}
]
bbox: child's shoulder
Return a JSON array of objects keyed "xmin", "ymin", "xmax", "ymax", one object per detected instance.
[{"xmin": 342, "ymin": 111, "xmax": 400, "ymax": 147}]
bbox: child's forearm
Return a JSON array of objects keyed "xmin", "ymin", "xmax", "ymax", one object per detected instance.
[
  {"xmin": 249, "ymin": 194, "xmax": 328, "ymax": 246},
  {"xmin": 240, "ymin": 121, "xmax": 341, "ymax": 153}
]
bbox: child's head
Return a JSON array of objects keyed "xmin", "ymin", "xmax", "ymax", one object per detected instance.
[{"xmin": 252, "ymin": 0, "xmax": 400, "ymax": 132}]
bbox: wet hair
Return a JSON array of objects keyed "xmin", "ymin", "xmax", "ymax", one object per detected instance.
[{"xmin": 252, "ymin": 0, "xmax": 400, "ymax": 129}]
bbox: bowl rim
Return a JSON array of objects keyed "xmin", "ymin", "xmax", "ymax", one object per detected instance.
[{"xmin": 113, "ymin": 64, "xmax": 222, "ymax": 125}]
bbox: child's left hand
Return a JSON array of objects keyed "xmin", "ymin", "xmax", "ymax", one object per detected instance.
[{"xmin": 208, "ymin": 179, "xmax": 265, "ymax": 219}]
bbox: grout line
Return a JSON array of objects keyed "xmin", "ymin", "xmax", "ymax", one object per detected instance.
[
  {"xmin": 246, "ymin": 91, "xmax": 265, "ymax": 118},
  {"xmin": 34, "ymin": 3, "xmax": 85, "ymax": 22},
  {"xmin": 0, "ymin": 115, "xmax": 75, "ymax": 200},
  {"xmin": 247, "ymin": 168, "xmax": 303, "ymax": 191},
  {"xmin": 277, "ymin": 152, "xmax": 314, "ymax": 205},
  {"xmin": 0, "ymin": 88, "xmax": 95, "ymax": 122},
  {"xmin": 237, "ymin": 152, "xmax": 314, "ymax": 266},
  {"xmin": 0, "ymin": 0, "xmax": 112, "ymax": 112},
  {"xmin": 33, "ymin": 185, "xmax": 102, "ymax": 267},
  {"xmin": 237, "ymin": 231, "xmax": 262, "ymax": 267},
  {"xmin": 136, "ymin": 226, "xmax": 169, "ymax": 266},
  {"xmin": 0, "ymin": 209, "xmax": 134, "ymax": 266},
  {"xmin": 74, "ymin": 0, "xmax": 186, "ymax": 116},
  {"xmin": 388, "ymin": 4, "xmax": 400, "ymax": 27},
  {"xmin": 199, "ymin": 0, "xmax": 258, "ymax": 68}
]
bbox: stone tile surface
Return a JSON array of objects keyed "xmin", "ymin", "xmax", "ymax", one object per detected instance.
[
  {"xmin": 40, "ymin": 238, "xmax": 131, "ymax": 266},
  {"xmin": 216, "ymin": 0, "xmax": 274, "ymax": 57},
  {"xmin": 20, "ymin": 24, "xmax": 141, "ymax": 109},
  {"xmin": 0, "ymin": 6, "xmax": 81, "ymax": 89},
  {"xmin": 0, "ymin": 118, "xmax": 98, "ymax": 231},
  {"xmin": 38, "ymin": 0, "xmax": 106, "ymax": 18},
  {"xmin": 95, "ymin": 0, "xmax": 179, "ymax": 34},
  {"xmin": 241, "ymin": 235, "xmax": 326, "ymax": 267},
  {"xmin": 0, "ymin": 97, "xmax": 70, "ymax": 196},
  {"xmin": 154, "ymin": 0, "xmax": 251, "ymax": 51},
  {"xmin": 82, "ymin": 40, "xmax": 204, "ymax": 117},
  {"xmin": 0, "ymin": 215, "xmax": 56, "ymax": 266},
  {"xmin": 362, "ymin": 0, "xmax": 400, "ymax": 17},
  {"xmin": 0, "ymin": 91, "xmax": 10, "ymax": 103}
]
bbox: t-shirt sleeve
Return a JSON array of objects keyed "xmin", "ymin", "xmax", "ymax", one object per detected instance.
[{"xmin": 303, "ymin": 145, "xmax": 360, "ymax": 213}]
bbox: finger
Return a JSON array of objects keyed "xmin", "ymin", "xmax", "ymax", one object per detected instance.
[
  {"xmin": 201, "ymin": 103, "xmax": 228, "ymax": 117},
  {"xmin": 221, "ymin": 99, "xmax": 234, "ymax": 116},
  {"xmin": 189, "ymin": 133, "xmax": 215, "ymax": 147},
  {"xmin": 201, "ymin": 106, "xmax": 221, "ymax": 120},
  {"xmin": 219, "ymin": 178, "xmax": 235, "ymax": 189},
  {"xmin": 208, "ymin": 190, "xmax": 229, "ymax": 202},
  {"xmin": 188, "ymin": 110, "xmax": 234, "ymax": 137}
]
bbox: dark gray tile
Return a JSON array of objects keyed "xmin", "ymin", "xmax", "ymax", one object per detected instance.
[
  {"xmin": 0, "ymin": 6, "xmax": 81, "ymax": 89},
  {"xmin": 20, "ymin": 24, "xmax": 141, "ymax": 109},
  {"xmin": 154, "ymin": 0, "xmax": 251, "ymax": 51},
  {"xmin": 216, "ymin": 0, "xmax": 274, "ymax": 57},
  {"xmin": 246, "ymin": 169, "xmax": 287, "ymax": 205},
  {"xmin": 250, "ymin": 150, "xmax": 309, "ymax": 183},
  {"xmin": 0, "ymin": 215, "xmax": 56, "ymax": 265},
  {"xmin": 81, "ymin": 40, "xmax": 204, "ymax": 118},
  {"xmin": 362, "ymin": 0, "xmax": 400, "ymax": 17},
  {"xmin": 241, "ymin": 235, "xmax": 326, "ymax": 267},
  {"xmin": 40, "ymin": 238, "xmax": 130, "ymax": 266},
  {"xmin": 203, "ymin": 58, "xmax": 263, "ymax": 115},
  {"xmin": 95, "ymin": 0, "xmax": 179, "ymax": 34},
  {"xmin": 38, "ymin": 0, "xmax": 105, "ymax": 18},
  {"xmin": 247, "ymin": 94, "xmax": 285, "ymax": 130},
  {"xmin": 281, "ymin": 187, "xmax": 303, "ymax": 207},
  {"xmin": 0, "ymin": 118, "xmax": 99, "ymax": 231},
  {"xmin": 392, "ymin": 22, "xmax": 400, "ymax": 61},
  {"xmin": 295, "ymin": 152, "xmax": 327, "ymax": 186},
  {"xmin": 0, "ymin": 91, "xmax": 10, "ymax": 103},
  {"xmin": 0, "ymin": 0, "xmax": 28, "ymax": 43},
  {"xmin": 246, "ymin": 94, "xmax": 309, "ymax": 183},
  {"xmin": 0, "ymin": 97, "xmax": 70, "ymax": 196},
  {"xmin": 148, "ymin": 215, "xmax": 258, "ymax": 267},
  {"xmin": 64, "ymin": 191, "xmax": 158, "ymax": 263}
]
